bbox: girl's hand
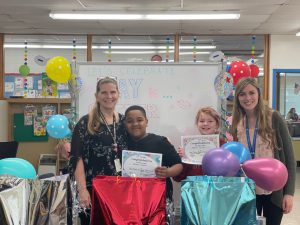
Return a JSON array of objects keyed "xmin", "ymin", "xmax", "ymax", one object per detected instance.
[
  {"xmin": 177, "ymin": 147, "xmax": 185, "ymax": 157},
  {"xmin": 155, "ymin": 166, "xmax": 169, "ymax": 178},
  {"xmin": 78, "ymin": 188, "xmax": 91, "ymax": 209}
]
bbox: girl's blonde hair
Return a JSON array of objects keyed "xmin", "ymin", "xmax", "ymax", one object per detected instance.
[
  {"xmin": 231, "ymin": 77, "xmax": 275, "ymax": 148},
  {"xmin": 87, "ymin": 77, "xmax": 119, "ymax": 135},
  {"xmin": 195, "ymin": 107, "xmax": 220, "ymax": 133}
]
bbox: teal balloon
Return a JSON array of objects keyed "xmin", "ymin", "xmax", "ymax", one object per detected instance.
[
  {"xmin": 19, "ymin": 64, "xmax": 30, "ymax": 76},
  {"xmin": 46, "ymin": 114, "xmax": 70, "ymax": 139},
  {"xmin": 221, "ymin": 141, "xmax": 251, "ymax": 164},
  {"xmin": 0, "ymin": 158, "xmax": 36, "ymax": 179}
]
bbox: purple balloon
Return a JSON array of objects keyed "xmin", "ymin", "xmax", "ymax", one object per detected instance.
[
  {"xmin": 242, "ymin": 158, "xmax": 288, "ymax": 191},
  {"xmin": 202, "ymin": 148, "xmax": 240, "ymax": 176}
]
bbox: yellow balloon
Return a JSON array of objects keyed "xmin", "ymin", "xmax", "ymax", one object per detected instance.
[{"xmin": 45, "ymin": 56, "xmax": 71, "ymax": 83}]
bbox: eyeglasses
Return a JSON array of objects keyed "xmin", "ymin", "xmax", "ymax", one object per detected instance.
[
  {"xmin": 96, "ymin": 76, "xmax": 118, "ymax": 91},
  {"xmin": 97, "ymin": 76, "xmax": 117, "ymax": 83}
]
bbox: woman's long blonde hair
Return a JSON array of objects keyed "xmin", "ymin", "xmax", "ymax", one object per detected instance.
[
  {"xmin": 87, "ymin": 77, "xmax": 119, "ymax": 135},
  {"xmin": 231, "ymin": 77, "xmax": 275, "ymax": 148}
]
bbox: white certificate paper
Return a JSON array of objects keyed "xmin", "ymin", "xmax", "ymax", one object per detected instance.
[
  {"xmin": 122, "ymin": 150, "xmax": 162, "ymax": 178},
  {"xmin": 181, "ymin": 134, "xmax": 220, "ymax": 165}
]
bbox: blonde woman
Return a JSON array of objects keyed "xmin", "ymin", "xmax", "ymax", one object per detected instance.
[{"xmin": 69, "ymin": 77, "xmax": 128, "ymax": 225}]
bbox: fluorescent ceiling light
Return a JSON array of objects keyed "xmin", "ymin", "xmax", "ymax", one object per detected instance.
[
  {"xmin": 4, "ymin": 44, "xmax": 87, "ymax": 49},
  {"xmin": 296, "ymin": 31, "xmax": 300, "ymax": 36},
  {"xmin": 49, "ymin": 11, "xmax": 240, "ymax": 20},
  {"xmin": 104, "ymin": 51, "xmax": 166, "ymax": 54},
  {"xmin": 105, "ymin": 50, "xmax": 210, "ymax": 55},
  {"xmin": 179, "ymin": 52, "xmax": 210, "ymax": 55},
  {"xmin": 4, "ymin": 44, "xmax": 215, "ymax": 50},
  {"xmin": 145, "ymin": 14, "xmax": 240, "ymax": 20},
  {"xmin": 50, "ymin": 13, "xmax": 143, "ymax": 20},
  {"xmin": 94, "ymin": 45, "xmax": 216, "ymax": 50}
]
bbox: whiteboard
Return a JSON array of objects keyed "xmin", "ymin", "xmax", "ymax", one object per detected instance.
[{"xmin": 78, "ymin": 62, "xmax": 221, "ymax": 148}]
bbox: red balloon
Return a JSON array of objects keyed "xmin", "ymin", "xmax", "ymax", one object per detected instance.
[
  {"xmin": 242, "ymin": 158, "xmax": 288, "ymax": 191},
  {"xmin": 228, "ymin": 61, "xmax": 251, "ymax": 85},
  {"xmin": 249, "ymin": 64, "xmax": 259, "ymax": 77}
]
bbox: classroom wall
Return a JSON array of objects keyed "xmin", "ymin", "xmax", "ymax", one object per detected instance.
[
  {"xmin": 3, "ymin": 48, "xmax": 87, "ymax": 169},
  {"xmin": 269, "ymin": 35, "xmax": 300, "ymax": 104},
  {"xmin": 0, "ymin": 100, "xmax": 8, "ymax": 141},
  {"xmin": 4, "ymin": 48, "xmax": 87, "ymax": 73}
]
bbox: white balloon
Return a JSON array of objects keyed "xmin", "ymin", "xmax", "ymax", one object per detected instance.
[
  {"xmin": 34, "ymin": 55, "xmax": 48, "ymax": 66},
  {"xmin": 209, "ymin": 51, "xmax": 225, "ymax": 62}
]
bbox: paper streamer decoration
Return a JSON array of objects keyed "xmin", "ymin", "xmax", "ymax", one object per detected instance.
[
  {"xmin": 19, "ymin": 40, "xmax": 30, "ymax": 76},
  {"xmin": 107, "ymin": 40, "xmax": 112, "ymax": 62},
  {"xmin": 193, "ymin": 37, "xmax": 197, "ymax": 62},
  {"xmin": 166, "ymin": 37, "xmax": 170, "ymax": 62},
  {"xmin": 250, "ymin": 36, "xmax": 256, "ymax": 64}
]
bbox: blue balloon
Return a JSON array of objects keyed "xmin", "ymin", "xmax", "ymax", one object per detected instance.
[
  {"xmin": 221, "ymin": 141, "xmax": 251, "ymax": 164},
  {"xmin": 46, "ymin": 115, "xmax": 70, "ymax": 139},
  {"xmin": 0, "ymin": 158, "xmax": 36, "ymax": 179}
]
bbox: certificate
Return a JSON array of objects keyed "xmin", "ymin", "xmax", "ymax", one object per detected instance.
[
  {"xmin": 181, "ymin": 134, "xmax": 219, "ymax": 165},
  {"xmin": 122, "ymin": 150, "xmax": 162, "ymax": 178}
]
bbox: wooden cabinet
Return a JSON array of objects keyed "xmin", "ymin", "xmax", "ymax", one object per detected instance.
[
  {"xmin": 6, "ymin": 98, "xmax": 71, "ymax": 173},
  {"xmin": 292, "ymin": 138, "xmax": 300, "ymax": 162}
]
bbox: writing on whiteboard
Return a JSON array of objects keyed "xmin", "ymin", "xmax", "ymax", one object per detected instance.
[{"xmin": 118, "ymin": 78, "xmax": 143, "ymax": 99}]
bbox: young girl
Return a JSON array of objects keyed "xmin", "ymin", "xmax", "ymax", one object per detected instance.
[
  {"xmin": 173, "ymin": 106, "xmax": 225, "ymax": 182},
  {"xmin": 124, "ymin": 105, "xmax": 182, "ymax": 225}
]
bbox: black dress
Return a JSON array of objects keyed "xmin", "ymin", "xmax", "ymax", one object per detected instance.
[
  {"xmin": 69, "ymin": 113, "xmax": 128, "ymax": 189},
  {"xmin": 126, "ymin": 133, "xmax": 182, "ymax": 199}
]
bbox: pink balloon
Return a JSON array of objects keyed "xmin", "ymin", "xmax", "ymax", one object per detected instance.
[{"xmin": 242, "ymin": 158, "xmax": 288, "ymax": 191}]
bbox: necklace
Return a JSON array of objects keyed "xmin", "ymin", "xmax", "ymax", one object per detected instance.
[{"xmin": 99, "ymin": 110, "xmax": 118, "ymax": 152}]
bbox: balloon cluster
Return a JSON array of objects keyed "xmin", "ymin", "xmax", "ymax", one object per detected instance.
[
  {"xmin": 0, "ymin": 158, "xmax": 36, "ymax": 179},
  {"xmin": 227, "ymin": 60, "xmax": 259, "ymax": 85},
  {"xmin": 46, "ymin": 114, "xmax": 71, "ymax": 139},
  {"xmin": 202, "ymin": 141, "xmax": 288, "ymax": 191}
]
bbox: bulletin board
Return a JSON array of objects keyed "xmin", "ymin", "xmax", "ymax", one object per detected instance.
[
  {"xmin": 78, "ymin": 62, "xmax": 221, "ymax": 148},
  {"xmin": 4, "ymin": 73, "xmax": 70, "ymax": 98},
  {"xmin": 13, "ymin": 113, "xmax": 48, "ymax": 142}
]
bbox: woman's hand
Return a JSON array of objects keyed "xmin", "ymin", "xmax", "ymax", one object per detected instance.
[
  {"xmin": 78, "ymin": 188, "xmax": 91, "ymax": 209},
  {"xmin": 55, "ymin": 140, "xmax": 71, "ymax": 160},
  {"xmin": 177, "ymin": 147, "xmax": 185, "ymax": 157},
  {"xmin": 282, "ymin": 194, "xmax": 293, "ymax": 214}
]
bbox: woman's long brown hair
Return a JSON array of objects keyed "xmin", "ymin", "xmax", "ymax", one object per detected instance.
[{"xmin": 231, "ymin": 77, "xmax": 275, "ymax": 148}]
